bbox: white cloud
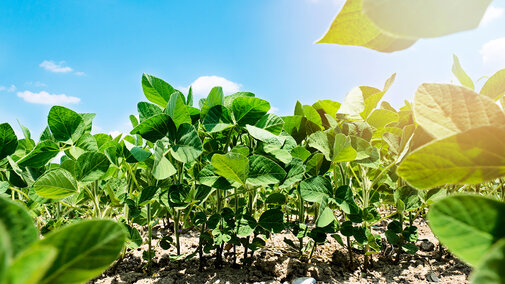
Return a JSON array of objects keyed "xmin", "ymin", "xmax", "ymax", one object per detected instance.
[
  {"xmin": 25, "ymin": 81, "xmax": 47, "ymax": 87},
  {"xmin": 481, "ymin": 37, "xmax": 505, "ymax": 69},
  {"xmin": 0, "ymin": 85, "xmax": 16, "ymax": 92},
  {"xmin": 268, "ymin": 106, "xmax": 279, "ymax": 114},
  {"xmin": 481, "ymin": 6, "xmax": 504, "ymax": 26},
  {"xmin": 17, "ymin": 90, "xmax": 81, "ymax": 105},
  {"xmin": 75, "ymin": 71, "xmax": 86, "ymax": 76},
  {"xmin": 181, "ymin": 76, "xmax": 241, "ymax": 101},
  {"xmin": 40, "ymin": 60, "xmax": 73, "ymax": 73}
]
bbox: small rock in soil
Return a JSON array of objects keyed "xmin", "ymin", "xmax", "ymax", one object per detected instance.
[
  {"xmin": 292, "ymin": 277, "xmax": 316, "ymax": 284},
  {"xmin": 420, "ymin": 239, "xmax": 435, "ymax": 252},
  {"xmin": 427, "ymin": 271, "xmax": 440, "ymax": 282}
]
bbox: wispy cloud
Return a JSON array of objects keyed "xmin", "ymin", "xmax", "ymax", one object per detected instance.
[
  {"xmin": 39, "ymin": 60, "xmax": 73, "ymax": 73},
  {"xmin": 17, "ymin": 90, "xmax": 81, "ymax": 105},
  {"xmin": 481, "ymin": 5, "xmax": 504, "ymax": 26},
  {"xmin": 75, "ymin": 71, "xmax": 86, "ymax": 76},
  {"xmin": 481, "ymin": 37, "xmax": 505, "ymax": 70},
  {"xmin": 0, "ymin": 85, "xmax": 17, "ymax": 92},
  {"xmin": 25, "ymin": 81, "xmax": 47, "ymax": 87},
  {"xmin": 179, "ymin": 76, "xmax": 241, "ymax": 103}
]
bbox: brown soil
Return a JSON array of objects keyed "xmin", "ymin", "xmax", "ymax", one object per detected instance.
[{"xmin": 90, "ymin": 219, "xmax": 471, "ymax": 284}]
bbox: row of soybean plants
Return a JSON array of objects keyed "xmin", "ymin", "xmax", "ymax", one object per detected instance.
[{"xmin": 2, "ymin": 61, "xmax": 505, "ymax": 283}]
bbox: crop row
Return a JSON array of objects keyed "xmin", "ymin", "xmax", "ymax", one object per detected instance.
[{"xmin": 1, "ymin": 57, "xmax": 505, "ymax": 283}]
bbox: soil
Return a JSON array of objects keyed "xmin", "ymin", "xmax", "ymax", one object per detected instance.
[{"xmin": 90, "ymin": 219, "xmax": 471, "ymax": 284}]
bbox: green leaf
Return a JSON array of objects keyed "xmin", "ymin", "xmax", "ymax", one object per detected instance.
[
  {"xmin": 211, "ymin": 153, "xmax": 249, "ymax": 186},
  {"xmin": 247, "ymin": 155, "xmax": 286, "ymax": 187},
  {"xmin": 200, "ymin": 87, "xmax": 224, "ymax": 119},
  {"xmin": 0, "ymin": 123, "xmax": 18, "ymax": 160},
  {"xmin": 397, "ymin": 126, "xmax": 505, "ymax": 189},
  {"xmin": 0, "ymin": 197, "xmax": 39, "ymax": 257},
  {"xmin": 33, "ymin": 168, "xmax": 78, "ymax": 199},
  {"xmin": 165, "ymin": 92, "xmax": 191, "ymax": 128},
  {"xmin": 236, "ymin": 214, "xmax": 257, "ymax": 237},
  {"xmin": 480, "ymin": 69, "xmax": 505, "ymax": 101},
  {"xmin": 414, "ymin": 83, "xmax": 505, "ymax": 139},
  {"xmin": 137, "ymin": 102, "xmax": 163, "ymax": 122},
  {"xmin": 299, "ymin": 176, "xmax": 332, "ymax": 204},
  {"xmin": 428, "ymin": 195, "xmax": 505, "ymax": 267},
  {"xmin": 302, "ymin": 105, "xmax": 323, "ymax": 128},
  {"xmin": 37, "ymin": 220, "xmax": 126, "ymax": 284},
  {"xmin": 362, "ymin": 0, "xmax": 492, "ymax": 38},
  {"xmin": 316, "ymin": 206, "xmax": 336, "ymax": 228},
  {"xmin": 153, "ymin": 142, "xmax": 176, "ymax": 180},
  {"xmin": 7, "ymin": 245, "xmax": 57, "ymax": 284},
  {"xmin": 223, "ymin": 92, "xmax": 255, "ymax": 109},
  {"xmin": 307, "ymin": 131, "xmax": 334, "ymax": 161},
  {"xmin": 17, "ymin": 140, "xmax": 60, "ymax": 168},
  {"xmin": 169, "ymin": 123, "xmax": 203, "ymax": 164},
  {"xmin": 255, "ymin": 113, "xmax": 284, "ymax": 135},
  {"xmin": 290, "ymin": 146, "xmax": 311, "ymax": 162},
  {"xmin": 367, "ymin": 109, "xmax": 399, "ymax": 129},
  {"xmin": 142, "ymin": 73, "xmax": 174, "ymax": 108},
  {"xmin": 130, "ymin": 114, "xmax": 176, "ymax": 143},
  {"xmin": 258, "ymin": 209, "xmax": 284, "ymax": 233},
  {"xmin": 315, "ymin": 100, "xmax": 341, "ymax": 119},
  {"xmin": 333, "ymin": 133, "xmax": 357, "ymax": 163},
  {"xmin": 470, "ymin": 238, "xmax": 505, "ymax": 284},
  {"xmin": 452, "ymin": 54, "xmax": 474, "ymax": 90},
  {"xmin": 129, "ymin": 147, "xmax": 151, "ymax": 162},
  {"xmin": 0, "ymin": 222, "xmax": 10, "ymax": 283},
  {"xmin": 317, "ymin": 0, "xmax": 416, "ymax": 53},
  {"xmin": 265, "ymin": 193, "xmax": 287, "ymax": 205},
  {"xmin": 202, "ymin": 105, "xmax": 234, "ymax": 133},
  {"xmin": 280, "ymin": 158, "xmax": 306, "ymax": 189},
  {"xmin": 75, "ymin": 152, "xmax": 110, "ymax": 182},
  {"xmin": 245, "ymin": 125, "xmax": 283, "ymax": 145},
  {"xmin": 48, "ymin": 106, "xmax": 85, "ymax": 144},
  {"xmin": 232, "ymin": 97, "xmax": 270, "ymax": 126}
]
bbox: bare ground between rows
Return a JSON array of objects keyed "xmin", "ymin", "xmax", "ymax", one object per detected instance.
[{"xmin": 91, "ymin": 219, "xmax": 470, "ymax": 284}]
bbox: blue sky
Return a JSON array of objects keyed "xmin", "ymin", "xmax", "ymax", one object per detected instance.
[{"xmin": 1, "ymin": 0, "xmax": 505, "ymax": 137}]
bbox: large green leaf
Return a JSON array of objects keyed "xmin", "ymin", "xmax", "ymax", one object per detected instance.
[
  {"xmin": 470, "ymin": 238, "xmax": 505, "ymax": 284},
  {"xmin": 17, "ymin": 140, "xmax": 60, "ymax": 168},
  {"xmin": 48, "ymin": 106, "xmax": 85, "ymax": 144},
  {"xmin": 247, "ymin": 155, "xmax": 286, "ymax": 187},
  {"xmin": 480, "ymin": 69, "xmax": 505, "ymax": 101},
  {"xmin": 0, "ymin": 123, "xmax": 18, "ymax": 160},
  {"xmin": 165, "ymin": 92, "xmax": 191, "ymax": 128},
  {"xmin": 141, "ymin": 73, "xmax": 174, "ymax": 108},
  {"xmin": 363, "ymin": 0, "xmax": 492, "ymax": 38},
  {"xmin": 7, "ymin": 245, "xmax": 57, "ymax": 284},
  {"xmin": 428, "ymin": 195, "xmax": 505, "ymax": 267},
  {"xmin": 245, "ymin": 125, "xmax": 283, "ymax": 145},
  {"xmin": 0, "ymin": 222, "xmax": 10, "ymax": 281},
  {"xmin": 414, "ymin": 83, "xmax": 505, "ymax": 139},
  {"xmin": 37, "ymin": 220, "xmax": 126, "ymax": 284},
  {"xmin": 75, "ymin": 152, "xmax": 110, "ymax": 182},
  {"xmin": 258, "ymin": 209, "xmax": 284, "ymax": 233},
  {"xmin": 130, "ymin": 114, "xmax": 176, "ymax": 143},
  {"xmin": 169, "ymin": 123, "xmax": 202, "ymax": 163},
  {"xmin": 33, "ymin": 168, "xmax": 78, "ymax": 199},
  {"xmin": 232, "ymin": 97, "xmax": 270, "ymax": 126},
  {"xmin": 200, "ymin": 87, "xmax": 224, "ymax": 119},
  {"xmin": 317, "ymin": 0, "xmax": 416, "ymax": 52},
  {"xmin": 202, "ymin": 105, "xmax": 234, "ymax": 133},
  {"xmin": 367, "ymin": 109, "xmax": 398, "ymax": 129},
  {"xmin": 0, "ymin": 197, "xmax": 39, "ymax": 257},
  {"xmin": 307, "ymin": 131, "xmax": 333, "ymax": 161},
  {"xmin": 397, "ymin": 126, "xmax": 505, "ymax": 189},
  {"xmin": 211, "ymin": 153, "xmax": 249, "ymax": 186},
  {"xmin": 299, "ymin": 176, "xmax": 332, "ymax": 204},
  {"xmin": 333, "ymin": 133, "xmax": 357, "ymax": 163},
  {"xmin": 255, "ymin": 113, "xmax": 284, "ymax": 135},
  {"xmin": 452, "ymin": 54, "xmax": 474, "ymax": 90},
  {"xmin": 137, "ymin": 102, "xmax": 163, "ymax": 122},
  {"xmin": 152, "ymin": 142, "xmax": 176, "ymax": 180}
]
